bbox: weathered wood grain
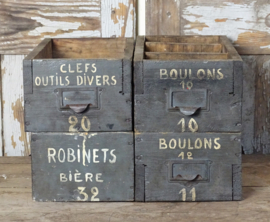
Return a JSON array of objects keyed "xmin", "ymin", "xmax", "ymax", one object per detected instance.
[
  {"xmin": 0, "ymin": 0, "xmax": 135, "ymax": 54},
  {"xmin": 146, "ymin": 0, "xmax": 270, "ymax": 55},
  {"xmin": 0, "ymin": 0, "xmax": 101, "ymax": 54},
  {"xmin": 242, "ymin": 56, "xmax": 256, "ymax": 154},
  {"xmin": 146, "ymin": 0, "xmax": 181, "ymax": 36},
  {"xmin": 0, "ymin": 155, "xmax": 269, "ymax": 221},
  {"xmin": 52, "ymin": 38, "xmax": 127, "ymax": 59},
  {"xmin": 254, "ymin": 56, "xmax": 270, "ymax": 154},
  {"xmin": 241, "ymin": 56, "xmax": 270, "ymax": 154},
  {"xmin": 1, "ymin": 55, "xmax": 31, "ymax": 156}
]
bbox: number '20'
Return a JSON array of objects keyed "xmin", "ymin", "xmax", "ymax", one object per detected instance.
[{"xmin": 69, "ymin": 116, "xmax": 91, "ymax": 132}]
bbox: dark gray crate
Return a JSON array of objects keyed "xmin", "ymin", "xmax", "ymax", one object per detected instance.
[
  {"xmin": 134, "ymin": 36, "xmax": 243, "ymax": 133},
  {"xmin": 24, "ymin": 38, "xmax": 134, "ymax": 132},
  {"xmin": 31, "ymin": 132, "xmax": 134, "ymax": 202},
  {"xmin": 135, "ymin": 132, "xmax": 242, "ymax": 202}
]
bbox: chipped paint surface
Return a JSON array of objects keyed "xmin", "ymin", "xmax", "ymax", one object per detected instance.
[
  {"xmin": 101, "ymin": 0, "xmax": 134, "ymax": 37},
  {"xmin": 0, "ymin": 0, "xmax": 135, "ymax": 54},
  {"xmin": 1, "ymin": 55, "xmax": 30, "ymax": 156},
  {"xmin": 182, "ymin": 1, "xmax": 270, "ymax": 46}
]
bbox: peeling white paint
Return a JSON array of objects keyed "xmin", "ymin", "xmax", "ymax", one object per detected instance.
[
  {"xmin": 78, "ymin": 7, "xmax": 100, "ymax": 10},
  {"xmin": 101, "ymin": 0, "xmax": 134, "ymax": 37},
  {"xmin": 37, "ymin": 11, "xmax": 100, "ymax": 18},
  {"xmin": 28, "ymin": 17, "xmax": 82, "ymax": 36},
  {"xmin": 36, "ymin": 2, "xmax": 100, "ymax": 6},
  {"xmin": 1, "ymin": 55, "xmax": 31, "ymax": 156},
  {"xmin": 125, "ymin": 3, "xmax": 134, "ymax": 37},
  {"xmin": 182, "ymin": 1, "xmax": 270, "ymax": 43},
  {"xmin": 138, "ymin": 0, "xmax": 145, "ymax": 35},
  {"xmin": 261, "ymin": 45, "xmax": 270, "ymax": 49},
  {"xmin": 1, "ymin": 174, "xmax": 7, "ymax": 180}
]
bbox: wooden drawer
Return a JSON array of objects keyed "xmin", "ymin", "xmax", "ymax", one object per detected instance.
[
  {"xmin": 135, "ymin": 132, "xmax": 242, "ymax": 202},
  {"xmin": 31, "ymin": 132, "xmax": 134, "ymax": 202},
  {"xmin": 134, "ymin": 35, "xmax": 243, "ymax": 133},
  {"xmin": 23, "ymin": 38, "xmax": 134, "ymax": 132}
]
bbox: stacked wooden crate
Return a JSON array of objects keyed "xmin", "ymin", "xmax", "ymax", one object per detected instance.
[
  {"xmin": 23, "ymin": 38, "xmax": 135, "ymax": 202},
  {"xmin": 134, "ymin": 35, "xmax": 242, "ymax": 201}
]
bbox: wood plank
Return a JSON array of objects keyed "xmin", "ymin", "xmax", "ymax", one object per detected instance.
[
  {"xmin": 52, "ymin": 38, "xmax": 127, "ymax": 59},
  {"xmin": 146, "ymin": 0, "xmax": 270, "ymax": 54},
  {"xmin": 0, "ymin": 156, "xmax": 31, "ymax": 164},
  {"xmin": 254, "ymin": 56, "xmax": 270, "ymax": 154},
  {"xmin": 241, "ymin": 55, "xmax": 270, "ymax": 154},
  {"xmin": 134, "ymin": 36, "xmax": 144, "ymax": 94},
  {"xmin": 0, "ymin": 164, "xmax": 31, "ymax": 188},
  {"xmin": 243, "ymin": 155, "xmax": 270, "ymax": 187},
  {"xmin": 242, "ymin": 56, "xmax": 256, "ymax": 154},
  {"xmin": 145, "ymin": 35, "xmax": 220, "ymax": 44},
  {"xmin": 145, "ymin": 52, "xmax": 228, "ymax": 60},
  {"xmin": 1, "ymin": 55, "xmax": 31, "ymax": 156},
  {"xmin": 145, "ymin": 0, "xmax": 181, "ymax": 35},
  {"xmin": 101, "ymin": 0, "xmax": 135, "ymax": 38},
  {"xmin": 145, "ymin": 42, "xmax": 223, "ymax": 53},
  {"xmin": 0, "ymin": 0, "xmax": 102, "ymax": 54}
]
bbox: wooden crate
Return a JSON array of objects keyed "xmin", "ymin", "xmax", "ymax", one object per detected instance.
[
  {"xmin": 23, "ymin": 38, "xmax": 134, "ymax": 132},
  {"xmin": 134, "ymin": 36, "xmax": 243, "ymax": 133},
  {"xmin": 24, "ymin": 38, "xmax": 135, "ymax": 202},
  {"xmin": 134, "ymin": 36, "xmax": 242, "ymax": 201},
  {"xmin": 135, "ymin": 132, "xmax": 241, "ymax": 202},
  {"xmin": 31, "ymin": 132, "xmax": 134, "ymax": 202}
]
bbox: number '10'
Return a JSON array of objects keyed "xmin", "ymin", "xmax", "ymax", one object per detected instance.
[{"xmin": 178, "ymin": 118, "xmax": 198, "ymax": 132}]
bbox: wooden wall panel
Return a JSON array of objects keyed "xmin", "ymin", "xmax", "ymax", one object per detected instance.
[
  {"xmin": 1, "ymin": 55, "xmax": 31, "ymax": 156},
  {"xmin": 0, "ymin": 0, "xmax": 101, "ymax": 54},
  {"xmin": 146, "ymin": 0, "xmax": 270, "ymax": 55},
  {"xmin": 0, "ymin": 0, "xmax": 135, "ymax": 54}
]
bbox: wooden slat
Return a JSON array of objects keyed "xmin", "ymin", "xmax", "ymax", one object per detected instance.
[
  {"xmin": 52, "ymin": 38, "xmax": 127, "ymax": 59},
  {"xmin": 145, "ymin": 0, "xmax": 181, "ymax": 35},
  {"xmin": 134, "ymin": 36, "xmax": 145, "ymax": 94},
  {"xmin": 254, "ymin": 56, "xmax": 270, "ymax": 154},
  {"xmin": 145, "ymin": 35, "xmax": 220, "ymax": 44},
  {"xmin": 241, "ymin": 55, "xmax": 270, "ymax": 154},
  {"xmin": 145, "ymin": 42, "xmax": 223, "ymax": 53},
  {"xmin": 1, "ymin": 55, "xmax": 31, "ymax": 156},
  {"xmin": 145, "ymin": 52, "xmax": 228, "ymax": 60},
  {"xmin": 146, "ymin": 0, "xmax": 270, "ymax": 54},
  {"xmin": 242, "ymin": 56, "xmax": 256, "ymax": 154},
  {"xmin": 101, "ymin": 0, "xmax": 135, "ymax": 38},
  {"xmin": 0, "ymin": 156, "xmax": 31, "ymax": 164},
  {"xmin": 0, "ymin": 1, "xmax": 102, "ymax": 54}
]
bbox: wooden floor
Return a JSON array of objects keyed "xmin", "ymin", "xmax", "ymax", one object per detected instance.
[{"xmin": 0, "ymin": 155, "xmax": 270, "ymax": 222}]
